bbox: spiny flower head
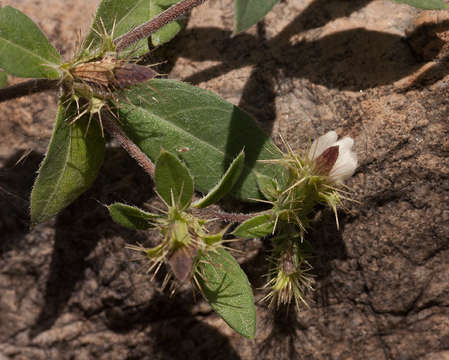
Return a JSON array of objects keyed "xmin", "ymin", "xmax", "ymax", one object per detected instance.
[
  {"xmin": 262, "ymin": 238, "xmax": 314, "ymax": 310},
  {"xmin": 258, "ymin": 131, "xmax": 358, "ymax": 308},
  {"xmin": 127, "ymin": 205, "xmax": 226, "ymax": 291},
  {"xmin": 259, "ymin": 130, "xmax": 358, "ymax": 232}
]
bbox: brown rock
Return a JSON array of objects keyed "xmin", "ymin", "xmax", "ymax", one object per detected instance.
[{"xmin": 1, "ymin": 0, "xmax": 448, "ymax": 359}]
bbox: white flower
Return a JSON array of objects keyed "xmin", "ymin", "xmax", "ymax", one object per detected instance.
[{"xmin": 308, "ymin": 130, "xmax": 357, "ymax": 183}]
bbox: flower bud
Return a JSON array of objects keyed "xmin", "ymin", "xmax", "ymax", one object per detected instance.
[{"xmin": 308, "ymin": 131, "xmax": 357, "ymax": 183}]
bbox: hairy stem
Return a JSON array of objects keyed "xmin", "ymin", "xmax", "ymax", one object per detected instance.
[
  {"xmin": 115, "ymin": 0, "xmax": 206, "ymax": 52},
  {"xmin": 205, "ymin": 209, "xmax": 254, "ymax": 222},
  {"xmin": 102, "ymin": 112, "xmax": 155, "ymax": 178},
  {"xmin": 0, "ymin": 79, "xmax": 59, "ymax": 103}
]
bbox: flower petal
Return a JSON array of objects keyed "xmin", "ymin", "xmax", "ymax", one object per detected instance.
[
  {"xmin": 329, "ymin": 138, "xmax": 357, "ymax": 183},
  {"xmin": 308, "ymin": 131, "xmax": 338, "ymax": 160},
  {"xmin": 334, "ymin": 137, "xmax": 354, "ymax": 153}
]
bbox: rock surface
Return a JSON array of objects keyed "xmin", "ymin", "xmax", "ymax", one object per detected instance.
[{"xmin": 1, "ymin": 0, "xmax": 449, "ymax": 359}]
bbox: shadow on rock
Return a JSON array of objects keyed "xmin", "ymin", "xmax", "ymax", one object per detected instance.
[
  {"xmin": 29, "ymin": 146, "xmax": 157, "ymax": 337},
  {"xmin": 308, "ymin": 208, "xmax": 348, "ymax": 307},
  {"xmin": 0, "ymin": 150, "xmax": 42, "ymax": 254},
  {"xmin": 103, "ymin": 289, "xmax": 242, "ymax": 360},
  {"xmin": 258, "ymin": 306, "xmax": 307, "ymax": 360}
]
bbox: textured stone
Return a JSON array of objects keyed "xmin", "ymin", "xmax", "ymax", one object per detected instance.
[{"xmin": 1, "ymin": 0, "xmax": 448, "ymax": 359}]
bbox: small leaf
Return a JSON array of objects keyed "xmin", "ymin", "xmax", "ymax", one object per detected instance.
[
  {"xmin": 193, "ymin": 151, "xmax": 245, "ymax": 208},
  {"xmin": 233, "ymin": 213, "xmax": 274, "ymax": 238},
  {"xmin": 155, "ymin": 150, "xmax": 194, "ymax": 209},
  {"xmin": 0, "ymin": 71, "xmax": 7, "ymax": 88},
  {"xmin": 392, "ymin": 0, "xmax": 448, "ymax": 9},
  {"xmin": 201, "ymin": 232, "xmax": 224, "ymax": 246},
  {"xmin": 197, "ymin": 248, "xmax": 256, "ymax": 338},
  {"xmin": 256, "ymin": 172, "xmax": 279, "ymax": 201},
  {"xmin": 150, "ymin": 0, "xmax": 183, "ymax": 46},
  {"xmin": 107, "ymin": 202, "xmax": 158, "ymax": 230},
  {"xmin": 0, "ymin": 6, "xmax": 61, "ymax": 79},
  {"xmin": 116, "ymin": 79, "xmax": 283, "ymax": 201},
  {"xmin": 30, "ymin": 100, "xmax": 105, "ymax": 225},
  {"xmin": 234, "ymin": 0, "xmax": 279, "ymax": 34}
]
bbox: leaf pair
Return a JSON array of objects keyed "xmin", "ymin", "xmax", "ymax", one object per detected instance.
[
  {"xmin": 109, "ymin": 148, "xmax": 245, "ymax": 224},
  {"xmin": 155, "ymin": 149, "xmax": 245, "ymax": 210},
  {"xmin": 107, "ymin": 150, "xmax": 256, "ymax": 338}
]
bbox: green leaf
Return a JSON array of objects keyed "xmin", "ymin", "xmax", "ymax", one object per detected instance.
[
  {"xmin": 392, "ymin": 0, "xmax": 448, "ymax": 9},
  {"xmin": 84, "ymin": 0, "xmax": 152, "ymax": 56},
  {"xmin": 30, "ymin": 100, "xmax": 105, "ymax": 225},
  {"xmin": 193, "ymin": 150, "xmax": 245, "ymax": 208},
  {"xmin": 149, "ymin": 0, "xmax": 183, "ymax": 46},
  {"xmin": 107, "ymin": 202, "xmax": 158, "ymax": 229},
  {"xmin": 233, "ymin": 213, "xmax": 274, "ymax": 238},
  {"xmin": 197, "ymin": 248, "xmax": 256, "ymax": 338},
  {"xmin": 234, "ymin": 0, "xmax": 279, "ymax": 34},
  {"xmin": 0, "ymin": 71, "xmax": 7, "ymax": 88},
  {"xmin": 0, "ymin": 6, "xmax": 61, "ymax": 79},
  {"xmin": 256, "ymin": 172, "xmax": 279, "ymax": 201},
  {"xmin": 84, "ymin": 0, "xmax": 183, "ymax": 56},
  {"xmin": 155, "ymin": 150, "xmax": 194, "ymax": 209},
  {"xmin": 116, "ymin": 79, "xmax": 283, "ymax": 201}
]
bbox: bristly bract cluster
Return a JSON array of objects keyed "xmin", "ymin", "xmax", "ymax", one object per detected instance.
[{"xmin": 56, "ymin": 19, "xmax": 158, "ymax": 135}]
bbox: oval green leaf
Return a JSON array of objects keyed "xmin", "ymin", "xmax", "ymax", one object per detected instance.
[
  {"xmin": 155, "ymin": 150, "xmax": 194, "ymax": 209},
  {"xmin": 233, "ymin": 213, "xmax": 274, "ymax": 238},
  {"xmin": 115, "ymin": 79, "xmax": 283, "ymax": 201},
  {"xmin": 234, "ymin": 0, "xmax": 279, "ymax": 34},
  {"xmin": 30, "ymin": 100, "xmax": 105, "ymax": 225},
  {"xmin": 0, "ymin": 6, "xmax": 61, "ymax": 79},
  {"xmin": 197, "ymin": 248, "xmax": 256, "ymax": 338},
  {"xmin": 393, "ymin": 0, "xmax": 447, "ymax": 9},
  {"xmin": 256, "ymin": 172, "xmax": 279, "ymax": 201},
  {"xmin": 193, "ymin": 150, "xmax": 245, "ymax": 208},
  {"xmin": 107, "ymin": 202, "xmax": 158, "ymax": 229}
]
